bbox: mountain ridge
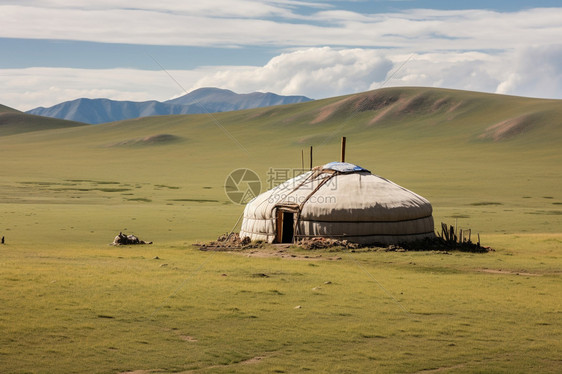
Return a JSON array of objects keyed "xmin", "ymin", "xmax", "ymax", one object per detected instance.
[
  {"xmin": 3, "ymin": 87, "xmax": 560, "ymax": 146},
  {"xmin": 26, "ymin": 87, "xmax": 313, "ymax": 124}
]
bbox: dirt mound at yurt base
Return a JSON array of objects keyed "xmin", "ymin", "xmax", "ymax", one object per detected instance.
[{"xmin": 195, "ymin": 233, "xmax": 265, "ymax": 251}]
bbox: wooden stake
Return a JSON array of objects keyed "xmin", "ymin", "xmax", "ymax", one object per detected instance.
[
  {"xmin": 341, "ymin": 136, "xmax": 347, "ymax": 163},
  {"xmin": 310, "ymin": 146, "xmax": 313, "ymax": 170},
  {"xmin": 455, "ymin": 218, "xmax": 457, "ymax": 237},
  {"xmin": 301, "ymin": 149, "xmax": 304, "ymax": 170}
]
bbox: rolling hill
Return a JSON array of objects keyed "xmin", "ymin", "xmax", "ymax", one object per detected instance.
[
  {"xmin": 0, "ymin": 104, "xmax": 86, "ymax": 136},
  {"xmin": 1, "ymin": 86, "xmax": 561, "ymax": 236},
  {"xmin": 0, "ymin": 103, "xmax": 20, "ymax": 113},
  {"xmin": 25, "ymin": 87, "xmax": 313, "ymax": 124},
  {"xmin": 5, "ymin": 86, "xmax": 562, "ymax": 149}
]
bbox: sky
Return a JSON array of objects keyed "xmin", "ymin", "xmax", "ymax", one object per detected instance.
[{"xmin": 1, "ymin": 0, "xmax": 562, "ymax": 111}]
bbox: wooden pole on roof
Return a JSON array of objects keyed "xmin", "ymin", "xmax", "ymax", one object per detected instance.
[
  {"xmin": 310, "ymin": 146, "xmax": 313, "ymax": 170},
  {"xmin": 301, "ymin": 149, "xmax": 304, "ymax": 170},
  {"xmin": 341, "ymin": 136, "xmax": 347, "ymax": 163}
]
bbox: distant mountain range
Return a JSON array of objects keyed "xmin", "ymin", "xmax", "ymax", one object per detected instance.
[{"xmin": 26, "ymin": 87, "xmax": 313, "ymax": 124}]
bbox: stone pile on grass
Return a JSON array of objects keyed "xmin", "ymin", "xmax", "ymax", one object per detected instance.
[{"xmin": 197, "ymin": 233, "xmax": 263, "ymax": 251}]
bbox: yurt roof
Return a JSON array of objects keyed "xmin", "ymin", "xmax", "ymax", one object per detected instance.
[
  {"xmin": 246, "ymin": 161, "xmax": 432, "ymax": 221},
  {"xmin": 321, "ymin": 161, "xmax": 370, "ymax": 173}
]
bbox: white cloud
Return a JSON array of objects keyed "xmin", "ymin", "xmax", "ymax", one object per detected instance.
[
  {"xmin": 2, "ymin": 3, "xmax": 562, "ymax": 108},
  {"xmin": 496, "ymin": 45, "xmax": 562, "ymax": 98},
  {"xmin": 0, "ymin": 0, "xmax": 305, "ymax": 18},
  {"xmin": 191, "ymin": 47, "xmax": 393, "ymax": 98},
  {"xmin": 1, "ymin": 3, "xmax": 561, "ymax": 51},
  {"xmin": 0, "ymin": 67, "xmax": 203, "ymax": 110},
  {"xmin": 380, "ymin": 51, "xmax": 505, "ymax": 94},
  {"xmin": 0, "ymin": 1, "xmax": 324, "ymax": 46},
  {"xmin": 189, "ymin": 48, "xmax": 520, "ymax": 100},
  {"xmin": 187, "ymin": 47, "xmax": 562, "ymax": 100},
  {"xmin": 3, "ymin": 45, "xmax": 562, "ymax": 112}
]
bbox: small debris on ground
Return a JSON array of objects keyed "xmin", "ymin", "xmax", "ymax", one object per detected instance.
[
  {"xmin": 385, "ymin": 237, "xmax": 492, "ymax": 253},
  {"xmin": 195, "ymin": 233, "xmax": 264, "ymax": 251},
  {"xmin": 296, "ymin": 236, "xmax": 490, "ymax": 252},
  {"xmin": 295, "ymin": 237, "xmax": 360, "ymax": 250}
]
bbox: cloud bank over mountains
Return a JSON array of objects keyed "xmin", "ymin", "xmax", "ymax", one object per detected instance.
[{"xmin": 1, "ymin": 1, "xmax": 561, "ymax": 110}]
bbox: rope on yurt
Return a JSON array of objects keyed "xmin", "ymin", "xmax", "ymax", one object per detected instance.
[{"xmin": 293, "ymin": 171, "xmax": 338, "ymax": 240}]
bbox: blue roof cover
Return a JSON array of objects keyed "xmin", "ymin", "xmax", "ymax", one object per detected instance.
[{"xmin": 322, "ymin": 162, "xmax": 370, "ymax": 173}]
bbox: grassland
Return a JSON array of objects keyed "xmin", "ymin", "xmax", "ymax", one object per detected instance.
[{"xmin": 0, "ymin": 87, "xmax": 561, "ymax": 373}]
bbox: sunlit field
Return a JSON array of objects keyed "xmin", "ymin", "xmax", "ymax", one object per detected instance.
[{"xmin": 1, "ymin": 87, "xmax": 561, "ymax": 373}]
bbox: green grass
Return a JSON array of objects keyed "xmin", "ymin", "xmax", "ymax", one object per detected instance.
[
  {"xmin": 0, "ymin": 87, "xmax": 561, "ymax": 373},
  {"xmin": 0, "ymin": 237, "xmax": 560, "ymax": 373}
]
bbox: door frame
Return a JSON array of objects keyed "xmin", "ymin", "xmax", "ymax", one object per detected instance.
[{"xmin": 274, "ymin": 207, "xmax": 298, "ymax": 243}]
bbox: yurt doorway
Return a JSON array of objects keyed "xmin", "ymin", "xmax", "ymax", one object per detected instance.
[{"xmin": 275, "ymin": 208, "xmax": 295, "ymax": 243}]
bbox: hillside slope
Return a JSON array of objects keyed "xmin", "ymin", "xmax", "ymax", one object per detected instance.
[
  {"xmin": 0, "ymin": 111, "xmax": 86, "ymax": 136},
  {"xmin": 0, "ymin": 104, "xmax": 20, "ymax": 114},
  {"xmin": 241, "ymin": 86, "xmax": 562, "ymax": 145},
  {"xmin": 6, "ymin": 86, "xmax": 562, "ymax": 145},
  {"xmin": 1, "ymin": 86, "xmax": 561, "ymax": 235}
]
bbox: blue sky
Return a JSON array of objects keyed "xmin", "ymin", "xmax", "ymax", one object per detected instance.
[{"xmin": 1, "ymin": 0, "xmax": 561, "ymax": 110}]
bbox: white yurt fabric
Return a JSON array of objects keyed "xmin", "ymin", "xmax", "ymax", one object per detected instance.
[{"xmin": 240, "ymin": 162, "xmax": 435, "ymax": 245}]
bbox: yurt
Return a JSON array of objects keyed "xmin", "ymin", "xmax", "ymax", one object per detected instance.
[{"xmin": 240, "ymin": 162, "xmax": 435, "ymax": 245}]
